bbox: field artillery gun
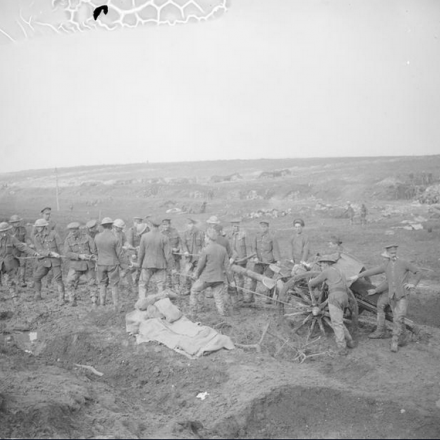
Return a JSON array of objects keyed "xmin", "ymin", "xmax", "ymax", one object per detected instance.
[{"xmin": 230, "ymin": 253, "xmax": 418, "ymax": 341}]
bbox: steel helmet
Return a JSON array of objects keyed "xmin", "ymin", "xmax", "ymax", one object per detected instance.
[
  {"xmin": 9, "ymin": 215, "xmax": 22, "ymax": 223},
  {"xmin": 101, "ymin": 217, "xmax": 113, "ymax": 225},
  {"xmin": 113, "ymin": 219, "xmax": 125, "ymax": 229},
  {"xmin": 0, "ymin": 222, "xmax": 12, "ymax": 232},
  {"xmin": 34, "ymin": 219, "xmax": 49, "ymax": 227}
]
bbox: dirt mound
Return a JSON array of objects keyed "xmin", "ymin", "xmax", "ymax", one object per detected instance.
[{"xmin": 217, "ymin": 385, "xmax": 440, "ymax": 439}]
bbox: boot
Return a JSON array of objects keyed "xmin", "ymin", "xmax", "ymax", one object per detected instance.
[
  {"xmin": 368, "ymin": 313, "xmax": 388, "ymax": 339},
  {"xmin": 391, "ymin": 337, "xmax": 399, "ymax": 353},
  {"xmin": 58, "ymin": 285, "xmax": 67, "ymax": 306},
  {"xmin": 99, "ymin": 285, "xmax": 106, "ymax": 306},
  {"xmin": 112, "ymin": 287, "xmax": 120, "ymax": 312}
]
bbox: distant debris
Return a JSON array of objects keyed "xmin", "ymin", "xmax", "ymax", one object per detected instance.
[{"xmin": 258, "ymin": 169, "xmax": 292, "ymax": 179}]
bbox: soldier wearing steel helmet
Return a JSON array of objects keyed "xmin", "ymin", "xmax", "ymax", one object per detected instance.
[
  {"xmin": 64, "ymin": 222, "xmax": 98, "ymax": 307},
  {"xmin": 32, "ymin": 218, "xmax": 66, "ymax": 303},
  {"xmin": 94, "ymin": 217, "xmax": 124, "ymax": 310},
  {"xmin": 309, "ymin": 255, "xmax": 355, "ymax": 356},
  {"xmin": 9, "ymin": 214, "xmax": 33, "ymax": 287},
  {"xmin": 0, "ymin": 222, "xmax": 38, "ymax": 301}
]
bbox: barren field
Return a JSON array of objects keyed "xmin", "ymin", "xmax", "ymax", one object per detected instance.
[{"xmin": 1, "ymin": 156, "xmax": 440, "ymax": 439}]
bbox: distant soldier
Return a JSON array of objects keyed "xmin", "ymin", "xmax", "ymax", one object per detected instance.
[
  {"xmin": 161, "ymin": 218, "xmax": 182, "ymax": 291},
  {"xmin": 32, "ymin": 218, "xmax": 65, "ymax": 303},
  {"xmin": 95, "ymin": 218, "xmax": 123, "ymax": 310},
  {"xmin": 360, "ymin": 203, "xmax": 368, "ymax": 227},
  {"xmin": 9, "ymin": 214, "xmax": 33, "ymax": 287},
  {"xmin": 190, "ymin": 228, "xmax": 232, "ymax": 317},
  {"xmin": 138, "ymin": 217, "xmax": 172, "ymax": 299},
  {"xmin": 0, "ymin": 222, "xmax": 37, "ymax": 300},
  {"xmin": 248, "ymin": 220, "xmax": 281, "ymax": 304},
  {"xmin": 309, "ymin": 255, "xmax": 356, "ymax": 356},
  {"xmin": 181, "ymin": 218, "xmax": 205, "ymax": 296},
  {"xmin": 289, "ymin": 218, "xmax": 310, "ymax": 265},
  {"xmin": 127, "ymin": 221, "xmax": 149, "ymax": 286},
  {"xmin": 350, "ymin": 245, "xmax": 422, "ymax": 352},
  {"xmin": 227, "ymin": 218, "xmax": 248, "ymax": 299},
  {"xmin": 64, "ymin": 222, "xmax": 97, "ymax": 307},
  {"xmin": 344, "ymin": 202, "xmax": 355, "ymax": 226},
  {"xmin": 113, "ymin": 219, "xmax": 135, "ymax": 295}
]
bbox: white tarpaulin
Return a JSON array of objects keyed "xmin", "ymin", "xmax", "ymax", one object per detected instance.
[{"xmin": 126, "ymin": 298, "xmax": 235, "ymax": 359}]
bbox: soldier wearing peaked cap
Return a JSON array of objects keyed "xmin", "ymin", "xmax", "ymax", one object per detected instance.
[
  {"xmin": 309, "ymin": 255, "xmax": 355, "ymax": 356},
  {"xmin": 64, "ymin": 222, "xmax": 97, "ymax": 307},
  {"xmin": 9, "ymin": 215, "xmax": 33, "ymax": 287},
  {"xmin": 161, "ymin": 218, "xmax": 182, "ymax": 291},
  {"xmin": 0, "ymin": 222, "xmax": 38, "ymax": 300},
  {"xmin": 290, "ymin": 218, "xmax": 310, "ymax": 266},
  {"xmin": 350, "ymin": 244, "xmax": 421, "ymax": 353},
  {"xmin": 32, "ymin": 218, "xmax": 65, "ymax": 303},
  {"xmin": 85, "ymin": 219, "xmax": 99, "ymax": 240}
]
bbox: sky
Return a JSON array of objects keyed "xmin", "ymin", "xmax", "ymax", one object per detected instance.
[{"xmin": 1, "ymin": 0, "xmax": 440, "ymax": 173}]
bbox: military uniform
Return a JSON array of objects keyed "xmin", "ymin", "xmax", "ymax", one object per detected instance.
[
  {"xmin": 248, "ymin": 230, "xmax": 280, "ymax": 302},
  {"xmin": 227, "ymin": 227, "xmax": 248, "ymax": 297},
  {"xmin": 290, "ymin": 233, "xmax": 310, "ymax": 264},
  {"xmin": 357, "ymin": 257, "xmax": 421, "ymax": 350},
  {"xmin": 95, "ymin": 228, "xmax": 123, "ymax": 308},
  {"xmin": 161, "ymin": 226, "xmax": 182, "ymax": 290},
  {"xmin": 114, "ymin": 229, "xmax": 135, "ymax": 293},
  {"xmin": 181, "ymin": 226, "xmax": 205, "ymax": 295},
  {"xmin": 64, "ymin": 230, "xmax": 97, "ymax": 306},
  {"xmin": 138, "ymin": 229, "xmax": 172, "ymax": 299},
  {"xmin": 10, "ymin": 224, "xmax": 31, "ymax": 286},
  {"xmin": 190, "ymin": 241, "xmax": 230, "ymax": 316},
  {"xmin": 309, "ymin": 264, "xmax": 354, "ymax": 351},
  {"xmin": 0, "ymin": 230, "xmax": 35, "ymax": 298},
  {"xmin": 33, "ymin": 228, "xmax": 65, "ymax": 301}
]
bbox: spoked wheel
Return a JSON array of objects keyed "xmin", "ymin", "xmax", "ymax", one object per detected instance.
[{"xmin": 279, "ymin": 272, "xmax": 359, "ymax": 341}]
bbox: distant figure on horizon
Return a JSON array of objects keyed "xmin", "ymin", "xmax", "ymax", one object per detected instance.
[
  {"xmin": 360, "ymin": 203, "xmax": 368, "ymax": 227},
  {"xmin": 344, "ymin": 202, "xmax": 355, "ymax": 226}
]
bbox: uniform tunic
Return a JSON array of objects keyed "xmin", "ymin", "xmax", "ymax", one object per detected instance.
[{"xmin": 290, "ymin": 233, "xmax": 310, "ymax": 263}]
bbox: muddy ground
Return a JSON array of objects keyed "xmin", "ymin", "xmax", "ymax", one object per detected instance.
[{"xmin": 1, "ymin": 158, "xmax": 440, "ymax": 439}]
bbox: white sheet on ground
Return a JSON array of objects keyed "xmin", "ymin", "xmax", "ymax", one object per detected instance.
[{"xmin": 126, "ymin": 299, "xmax": 234, "ymax": 358}]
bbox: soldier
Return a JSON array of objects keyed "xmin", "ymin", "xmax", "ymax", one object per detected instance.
[
  {"xmin": 9, "ymin": 214, "xmax": 32, "ymax": 287},
  {"xmin": 309, "ymin": 255, "xmax": 355, "ymax": 356},
  {"xmin": 64, "ymin": 222, "xmax": 97, "ymax": 307},
  {"xmin": 345, "ymin": 202, "xmax": 355, "ymax": 226},
  {"xmin": 248, "ymin": 220, "xmax": 281, "ymax": 304},
  {"xmin": 190, "ymin": 228, "xmax": 232, "ymax": 318},
  {"xmin": 112, "ymin": 219, "xmax": 135, "ymax": 295},
  {"xmin": 227, "ymin": 218, "xmax": 248, "ymax": 299},
  {"xmin": 32, "ymin": 218, "xmax": 65, "ymax": 303},
  {"xmin": 161, "ymin": 218, "xmax": 181, "ymax": 291},
  {"xmin": 95, "ymin": 218, "xmax": 123, "ymax": 310},
  {"xmin": 212, "ymin": 224, "xmax": 232, "ymax": 258},
  {"xmin": 0, "ymin": 222, "xmax": 38, "ymax": 300},
  {"xmin": 138, "ymin": 217, "xmax": 172, "ymax": 300},
  {"xmin": 85, "ymin": 219, "xmax": 99, "ymax": 239},
  {"xmin": 360, "ymin": 203, "xmax": 368, "ymax": 227},
  {"xmin": 289, "ymin": 218, "xmax": 310, "ymax": 265},
  {"xmin": 350, "ymin": 245, "xmax": 422, "ymax": 352},
  {"xmin": 127, "ymin": 222, "xmax": 149, "ymax": 286},
  {"xmin": 181, "ymin": 218, "xmax": 205, "ymax": 296}
]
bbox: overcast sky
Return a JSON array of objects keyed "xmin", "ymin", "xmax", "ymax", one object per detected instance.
[{"xmin": 1, "ymin": 0, "xmax": 439, "ymax": 173}]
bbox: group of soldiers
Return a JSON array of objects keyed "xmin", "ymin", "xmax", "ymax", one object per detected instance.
[{"xmin": 0, "ymin": 206, "xmax": 422, "ymax": 355}]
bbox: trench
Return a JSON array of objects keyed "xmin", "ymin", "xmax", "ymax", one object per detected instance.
[{"xmin": 214, "ymin": 386, "xmax": 440, "ymax": 439}]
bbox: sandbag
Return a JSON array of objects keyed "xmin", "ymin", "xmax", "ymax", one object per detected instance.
[{"xmin": 154, "ymin": 298, "xmax": 182, "ymax": 323}]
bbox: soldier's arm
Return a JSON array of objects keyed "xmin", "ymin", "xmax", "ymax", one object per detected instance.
[
  {"xmin": 194, "ymin": 250, "xmax": 207, "ymax": 279},
  {"xmin": 163, "ymin": 236, "xmax": 173, "ymax": 268},
  {"xmin": 406, "ymin": 261, "xmax": 422, "ymax": 287},
  {"xmin": 12, "ymin": 236, "xmax": 37, "ymax": 256},
  {"xmin": 138, "ymin": 237, "xmax": 145, "ymax": 266},
  {"xmin": 89, "ymin": 236, "xmax": 97, "ymax": 257},
  {"xmin": 115, "ymin": 237, "xmax": 124, "ymax": 263},
  {"xmin": 309, "ymin": 271, "xmax": 327, "ymax": 288},
  {"xmin": 357, "ymin": 264, "xmax": 386, "ymax": 279},
  {"xmin": 64, "ymin": 237, "xmax": 80, "ymax": 260},
  {"xmin": 272, "ymin": 235, "xmax": 281, "ymax": 262},
  {"xmin": 54, "ymin": 232, "xmax": 63, "ymax": 254}
]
